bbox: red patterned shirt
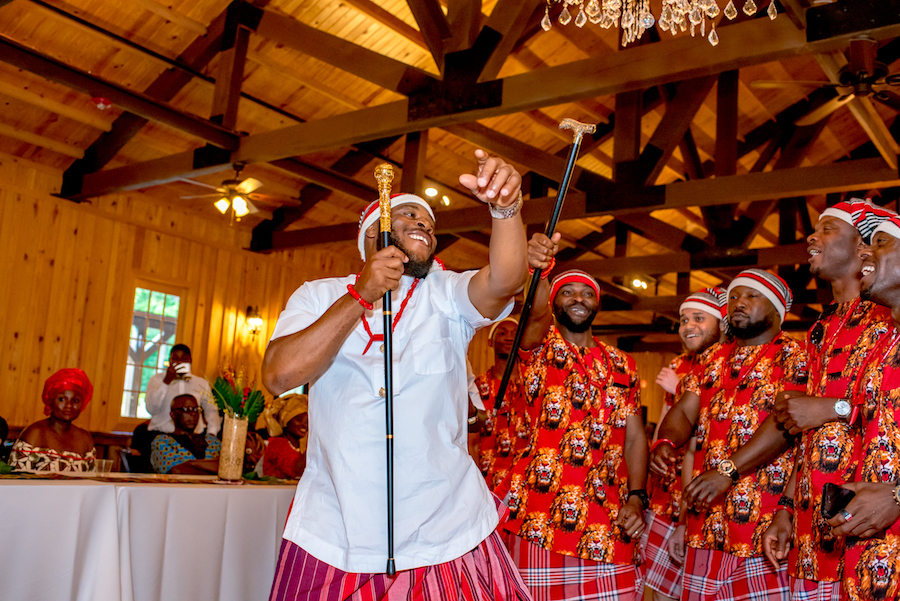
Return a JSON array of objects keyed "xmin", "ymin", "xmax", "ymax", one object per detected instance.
[
  {"xmin": 844, "ymin": 324, "xmax": 900, "ymax": 601},
  {"xmin": 649, "ymin": 352, "xmax": 704, "ymax": 522},
  {"xmin": 683, "ymin": 332, "xmax": 807, "ymax": 558},
  {"xmin": 500, "ymin": 326, "xmax": 642, "ymax": 565},
  {"xmin": 788, "ymin": 299, "xmax": 892, "ymax": 583},
  {"xmin": 475, "ymin": 369, "xmax": 531, "ymax": 489}
]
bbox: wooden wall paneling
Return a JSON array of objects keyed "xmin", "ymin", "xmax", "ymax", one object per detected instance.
[
  {"xmin": 6, "ymin": 195, "xmax": 57, "ymax": 427},
  {"xmin": 203, "ymin": 247, "xmax": 232, "ymax": 378},
  {"xmin": 631, "ymin": 350, "xmax": 677, "ymax": 426},
  {"xmin": 219, "ymin": 250, "xmax": 247, "ymax": 370},
  {"xmin": 180, "ymin": 239, "xmax": 205, "ymax": 348}
]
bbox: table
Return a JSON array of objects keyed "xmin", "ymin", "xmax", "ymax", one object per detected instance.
[{"xmin": 0, "ymin": 475, "xmax": 297, "ymax": 601}]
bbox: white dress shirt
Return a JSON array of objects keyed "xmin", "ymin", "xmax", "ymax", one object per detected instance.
[
  {"xmin": 145, "ymin": 373, "xmax": 222, "ymax": 435},
  {"xmin": 269, "ymin": 270, "xmax": 511, "ymax": 573}
]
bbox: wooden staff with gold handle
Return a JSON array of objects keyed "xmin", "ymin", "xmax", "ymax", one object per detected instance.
[
  {"xmin": 493, "ymin": 118, "xmax": 597, "ymax": 415},
  {"xmin": 374, "ymin": 163, "xmax": 397, "ymax": 575}
]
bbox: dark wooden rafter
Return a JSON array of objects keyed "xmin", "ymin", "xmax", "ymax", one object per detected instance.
[
  {"xmin": 70, "ymin": 16, "xmax": 900, "ymax": 197},
  {"xmin": 737, "ymin": 118, "xmax": 829, "ymax": 247},
  {"xmin": 445, "ymin": 0, "xmax": 482, "ymax": 54},
  {"xmin": 253, "ymin": 8, "xmax": 436, "ymax": 93},
  {"xmin": 269, "ymin": 154, "xmax": 900, "ymax": 252},
  {"xmin": 59, "ymin": 1, "xmax": 243, "ymax": 196},
  {"xmin": 210, "ymin": 5, "xmax": 252, "ymax": 129},
  {"xmin": 634, "ymin": 76, "xmax": 717, "ymax": 186},
  {"xmin": 401, "ymin": 130, "xmax": 428, "ymax": 194},
  {"xmin": 0, "ymin": 35, "xmax": 238, "ymax": 149},
  {"xmin": 477, "ymin": 0, "xmax": 544, "ymax": 82},
  {"xmin": 406, "ymin": 0, "xmax": 451, "ymax": 71}
]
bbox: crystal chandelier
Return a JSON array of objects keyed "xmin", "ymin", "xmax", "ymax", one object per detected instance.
[{"xmin": 540, "ymin": 0, "xmax": 778, "ymax": 47}]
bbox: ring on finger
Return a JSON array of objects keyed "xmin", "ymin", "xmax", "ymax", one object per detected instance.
[{"xmin": 839, "ymin": 509, "xmax": 853, "ymax": 522}]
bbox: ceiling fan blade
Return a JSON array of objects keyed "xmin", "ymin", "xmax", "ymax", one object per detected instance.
[
  {"xmin": 874, "ymin": 90, "xmax": 900, "ymax": 112},
  {"xmin": 180, "ymin": 193, "xmax": 220, "ymax": 199},
  {"xmin": 236, "ymin": 178, "xmax": 263, "ymax": 194},
  {"xmin": 177, "ymin": 177, "xmax": 221, "ymax": 190},
  {"xmin": 749, "ymin": 80, "xmax": 834, "ymax": 89},
  {"xmin": 794, "ymin": 94, "xmax": 855, "ymax": 126},
  {"xmin": 245, "ymin": 197, "xmax": 260, "ymax": 214}
]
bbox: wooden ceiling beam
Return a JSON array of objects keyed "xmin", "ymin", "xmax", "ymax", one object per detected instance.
[
  {"xmin": 253, "ymin": 8, "xmax": 436, "ymax": 93},
  {"xmin": 0, "ymin": 122, "xmax": 84, "ymax": 159},
  {"xmin": 0, "ymin": 34, "xmax": 238, "ymax": 150},
  {"xmin": 401, "ymin": 130, "xmax": 429, "ymax": 194},
  {"xmin": 210, "ymin": 19, "xmax": 251, "ymax": 130},
  {"xmin": 0, "ymin": 86, "xmax": 112, "ymax": 131},
  {"xmin": 445, "ymin": 0, "xmax": 483, "ymax": 54},
  {"xmin": 636, "ymin": 76, "xmax": 717, "ymax": 185},
  {"xmin": 478, "ymin": 0, "xmax": 543, "ymax": 81},
  {"xmin": 74, "ymin": 17, "xmax": 900, "ymax": 196},
  {"xmin": 342, "ymin": 0, "xmax": 428, "ymax": 49},
  {"xmin": 407, "ymin": 0, "xmax": 451, "ymax": 71},
  {"xmin": 60, "ymin": 2, "xmax": 231, "ymax": 195}
]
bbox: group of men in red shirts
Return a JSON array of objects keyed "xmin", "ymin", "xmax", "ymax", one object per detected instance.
[{"xmin": 473, "ymin": 199, "xmax": 900, "ymax": 601}]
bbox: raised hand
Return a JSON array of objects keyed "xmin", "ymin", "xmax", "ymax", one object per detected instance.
[
  {"xmin": 527, "ymin": 232, "xmax": 561, "ymax": 270},
  {"xmin": 656, "ymin": 367, "xmax": 679, "ymax": 395},
  {"xmin": 459, "ymin": 149, "xmax": 522, "ymax": 207}
]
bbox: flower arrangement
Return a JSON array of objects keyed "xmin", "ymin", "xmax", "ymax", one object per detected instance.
[{"xmin": 211, "ymin": 365, "xmax": 265, "ymax": 425}]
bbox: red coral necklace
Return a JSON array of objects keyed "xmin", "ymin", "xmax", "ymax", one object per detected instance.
[{"xmin": 356, "ymin": 274, "xmax": 419, "ymax": 354}]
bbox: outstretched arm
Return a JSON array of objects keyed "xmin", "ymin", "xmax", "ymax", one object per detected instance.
[
  {"xmin": 262, "ymin": 245, "xmax": 408, "ymax": 396},
  {"xmin": 463, "ymin": 150, "xmax": 528, "ymax": 320}
]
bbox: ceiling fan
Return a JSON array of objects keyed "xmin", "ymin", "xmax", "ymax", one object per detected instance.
[
  {"xmin": 750, "ymin": 36, "xmax": 900, "ymax": 125},
  {"xmin": 179, "ymin": 163, "xmax": 264, "ymax": 220}
]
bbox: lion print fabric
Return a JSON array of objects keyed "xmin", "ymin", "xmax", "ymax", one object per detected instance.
[
  {"xmin": 789, "ymin": 300, "xmax": 892, "ymax": 583},
  {"xmin": 844, "ymin": 324, "xmax": 900, "ymax": 601},
  {"xmin": 476, "ymin": 371, "xmax": 531, "ymax": 490},
  {"xmin": 682, "ymin": 332, "xmax": 807, "ymax": 558},
  {"xmin": 500, "ymin": 326, "xmax": 641, "ymax": 566},
  {"xmin": 648, "ymin": 352, "xmax": 704, "ymax": 523}
]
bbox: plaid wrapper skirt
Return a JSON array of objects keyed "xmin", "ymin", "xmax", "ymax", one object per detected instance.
[
  {"xmin": 643, "ymin": 511, "xmax": 684, "ymax": 599},
  {"xmin": 268, "ymin": 530, "xmax": 533, "ymax": 601},
  {"xmin": 499, "ymin": 530, "xmax": 642, "ymax": 601},
  {"xmin": 681, "ymin": 547, "xmax": 789, "ymax": 601},
  {"xmin": 788, "ymin": 577, "xmax": 844, "ymax": 601}
]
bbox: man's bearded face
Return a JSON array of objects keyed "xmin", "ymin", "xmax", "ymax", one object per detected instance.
[{"xmin": 552, "ymin": 283, "xmax": 599, "ymax": 334}]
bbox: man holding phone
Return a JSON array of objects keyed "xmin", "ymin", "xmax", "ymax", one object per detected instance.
[
  {"xmin": 146, "ymin": 344, "xmax": 222, "ymax": 436},
  {"xmin": 824, "ymin": 213, "xmax": 900, "ymax": 601},
  {"xmin": 761, "ymin": 200, "xmax": 894, "ymax": 600}
]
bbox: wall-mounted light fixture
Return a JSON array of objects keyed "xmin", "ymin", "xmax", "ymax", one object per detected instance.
[{"xmin": 246, "ymin": 306, "xmax": 264, "ymax": 339}]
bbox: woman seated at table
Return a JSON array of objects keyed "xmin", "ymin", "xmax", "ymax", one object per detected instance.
[
  {"xmin": 150, "ymin": 386, "xmax": 221, "ymax": 475},
  {"xmin": 261, "ymin": 393, "xmax": 308, "ymax": 479},
  {"xmin": 9, "ymin": 368, "xmax": 96, "ymax": 472}
]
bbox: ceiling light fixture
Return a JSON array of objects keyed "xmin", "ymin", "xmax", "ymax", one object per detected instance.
[
  {"xmin": 541, "ymin": 0, "xmax": 777, "ymax": 47},
  {"xmin": 441, "ymin": 195, "xmax": 451, "ymax": 206},
  {"xmin": 424, "ymin": 187, "xmax": 438, "ymax": 197},
  {"xmin": 214, "ymin": 198, "xmax": 230, "ymax": 214}
]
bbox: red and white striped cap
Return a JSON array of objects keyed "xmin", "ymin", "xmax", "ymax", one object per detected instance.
[
  {"xmin": 357, "ymin": 193, "xmax": 435, "ymax": 260},
  {"xmin": 549, "ymin": 269, "xmax": 600, "ymax": 302},
  {"xmin": 872, "ymin": 214, "xmax": 900, "ymax": 243},
  {"xmin": 680, "ymin": 286, "xmax": 727, "ymax": 320},
  {"xmin": 727, "ymin": 269, "xmax": 793, "ymax": 323},
  {"xmin": 821, "ymin": 198, "xmax": 896, "ymax": 245}
]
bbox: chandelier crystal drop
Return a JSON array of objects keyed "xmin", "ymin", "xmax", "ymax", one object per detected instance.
[{"xmin": 541, "ymin": 0, "xmax": 775, "ymax": 47}]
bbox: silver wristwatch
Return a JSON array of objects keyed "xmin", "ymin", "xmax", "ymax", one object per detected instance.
[
  {"xmin": 488, "ymin": 190, "xmax": 523, "ymax": 219},
  {"xmin": 834, "ymin": 398, "xmax": 851, "ymax": 419}
]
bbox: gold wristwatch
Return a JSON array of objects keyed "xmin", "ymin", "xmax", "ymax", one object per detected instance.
[{"xmin": 717, "ymin": 459, "xmax": 740, "ymax": 483}]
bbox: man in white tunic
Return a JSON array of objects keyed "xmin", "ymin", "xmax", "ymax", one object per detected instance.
[{"xmin": 263, "ymin": 150, "xmax": 533, "ymax": 601}]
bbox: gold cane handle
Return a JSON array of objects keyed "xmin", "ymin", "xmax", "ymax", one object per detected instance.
[
  {"xmin": 559, "ymin": 118, "xmax": 597, "ymax": 145},
  {"xmin": 375, "ymin": 164, "xmax": 394, "ymax": 233}
]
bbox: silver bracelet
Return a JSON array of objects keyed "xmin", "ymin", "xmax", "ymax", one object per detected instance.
[{"xmin": 488, "ymin": 190, "xmax": 523, "ymax": 220}]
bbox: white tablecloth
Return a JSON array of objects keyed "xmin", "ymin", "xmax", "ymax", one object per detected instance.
[{"xmin": 0, "ymin": 478, "xmax": 296, "ymax": 601}]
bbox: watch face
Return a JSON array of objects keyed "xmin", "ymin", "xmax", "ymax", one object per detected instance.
[{"xmin": 835, "ymin": 399, "xmax": 851, "ymax": 418}]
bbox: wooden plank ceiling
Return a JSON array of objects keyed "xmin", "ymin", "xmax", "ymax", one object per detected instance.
[{"xmin": 2, "ymin": 0, "xmax": 900, "ymax": 348}]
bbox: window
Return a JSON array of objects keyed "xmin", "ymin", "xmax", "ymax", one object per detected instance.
[{"xmin": 121, "ymin": 287, "xmax": 181, "ymax": 418}]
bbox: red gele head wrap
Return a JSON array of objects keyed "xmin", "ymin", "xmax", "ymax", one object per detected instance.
[
  {"xmin": 42, "ymin": 368, "xmax": 94, "ymax": 411},
  {"xmin": 549, "ymin": 269, "xmax": 600, "ymax": 303}
]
